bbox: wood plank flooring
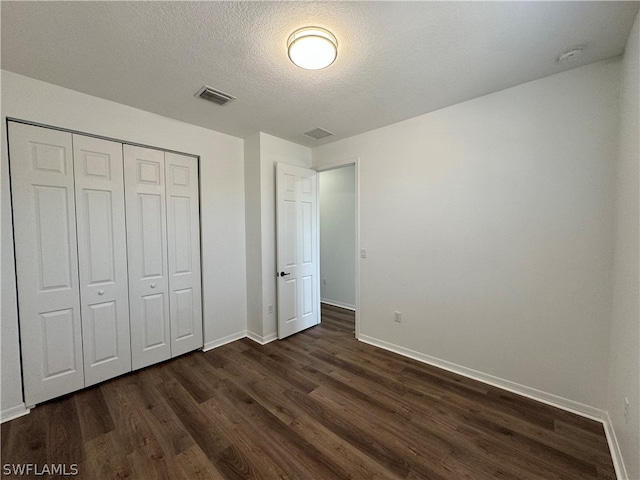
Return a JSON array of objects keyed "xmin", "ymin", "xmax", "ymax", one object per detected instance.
[{"xmin": 1, "ymin": 304, "xmax": 616, "ymax": 479}]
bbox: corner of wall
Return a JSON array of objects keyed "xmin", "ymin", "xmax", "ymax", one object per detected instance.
[
  {"xmin": 244, "ymin": 133, "xmax": 264, "ymax": 337},
  {"xmin": 602, "ymin": 411, "xmax": 631, "ymax": 480},
  {"xmin": 246, "ymin": 330, "xmax": 277, "ymax": 345},
  {"xmin": 607, "ymin": 9, "xmax": 640, "ymax": 480},
  {"xmin": 1, "ymin": 98, "xmax": 26, "ymax": 415}
]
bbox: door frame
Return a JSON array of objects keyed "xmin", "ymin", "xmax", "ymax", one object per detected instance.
[{"xmin": 314, "ymin": 157, "xmax": 360, "ymax": 339}]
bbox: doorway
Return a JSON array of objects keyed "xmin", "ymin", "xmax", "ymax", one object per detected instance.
[{"xmin": 318, "ymin": 162, "xmax": 358, "ymax": 337}]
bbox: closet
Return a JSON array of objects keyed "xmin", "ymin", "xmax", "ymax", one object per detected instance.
[{"xmin": 8, "ymin": 122, "xmax": 203, "ymax": 407}]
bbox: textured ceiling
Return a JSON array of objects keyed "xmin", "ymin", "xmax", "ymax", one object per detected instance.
[{"xmin": 2, "ymin": 1, "xmax": 638, "ymax": 147}]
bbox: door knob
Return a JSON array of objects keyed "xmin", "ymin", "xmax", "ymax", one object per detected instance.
[
  {"xmin": 98, "ymin": 290, "xmax": 104, "ymax": 295},
  {"xmin": 150, "ymin": 283, "xmax": 157, "ymax": 288},
  {"xmin": 279, "ymin": 272, "xmax": 291, "ymax": 277}
]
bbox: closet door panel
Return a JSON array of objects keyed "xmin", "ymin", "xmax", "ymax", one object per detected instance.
[
  {"xmin": 8, "ymin": 122, "xmax": 84, "ymax": 406},
  {"xmin": 124, "ymin": 145, "xmax": 171, "ymax": 369},
  {"xmin": 73, "ymin": 135, "xmax": 131, "ymax": 386},
  {"xmin": 165, "ymin": 153, "xmax": 203, "ymax": 357}
]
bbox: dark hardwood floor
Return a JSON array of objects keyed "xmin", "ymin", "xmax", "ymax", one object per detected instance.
[{"xmin": 1, "ymin": 304, "xmax": 616, "ymax": 479}]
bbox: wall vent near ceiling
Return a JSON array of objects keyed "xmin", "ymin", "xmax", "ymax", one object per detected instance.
[
  {"xmin": 195, "ymin": 85, "xmax": 235, "ymax": 106},
  {"xmin": 303, "ymin": 128, "xmax": 334, "ymax": 140}
]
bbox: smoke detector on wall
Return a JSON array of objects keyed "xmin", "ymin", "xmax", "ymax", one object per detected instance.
[{"xmin": 557, "ymin": 46, "xmax": 585, "ymax": 65}]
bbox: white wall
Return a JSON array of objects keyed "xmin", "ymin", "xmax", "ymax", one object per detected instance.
[
  {"xmin": 313, "ymin": 59, "xmax": 621, "ymax": 410},
  {"xmin": 608, "ymin": 11, "xmax": 640, "ymax": 480},
  {"xmin": 1, "ymin": 70, "xmax": 247, "ymax": 417},
  {"xmin": 320, "ymin": 166, "xmax": 356, "ymax": 309}
]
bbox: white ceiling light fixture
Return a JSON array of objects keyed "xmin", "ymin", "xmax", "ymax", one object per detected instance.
[{"xmin": 288, "ymin": 27, "xmax": 338, "ymax": 70}]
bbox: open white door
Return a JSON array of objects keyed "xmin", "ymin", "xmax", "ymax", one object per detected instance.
[{"xmin": 276, "ymin": 162, "xmax": 320, "ymax": 339}]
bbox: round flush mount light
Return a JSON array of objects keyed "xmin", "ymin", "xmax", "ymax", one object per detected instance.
[{"xmin": 287, "ymin": 27, "xmax": 338, "ymax": 70}]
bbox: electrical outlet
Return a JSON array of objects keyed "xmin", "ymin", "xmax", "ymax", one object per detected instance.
[
  {"xmin": 624, "ymin": 397, "xmax": 630, "ymax": 422},
  {"xmin": 267, "ymin": 304, "xmax": 273, "ymax": 314},
  {"xmin": 394, "ymin": 311, "xmax": 402, "ymax": 323}
]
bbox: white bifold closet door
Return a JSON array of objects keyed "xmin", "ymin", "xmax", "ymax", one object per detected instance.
[
  {"xmin": 165, "ymin": 152, "xmax": 203, "ymax": 357},
  {"xmin": 124, "ymin": 146, "xmax": 203, "ymax": 369},
  {"xmin": 10, "ymin": 123, "xmax": 203, "ymax": 405},
  {"xmin": 9, "ymin": 123, "xmax": 85, "ymax": 407},
  {"xmin": 73, "ymin": 135, "xmax": 131, "ymax": 386},
  {"xmin": 124, "ymin": 145, "xmax": 172, "ymax": 370}
]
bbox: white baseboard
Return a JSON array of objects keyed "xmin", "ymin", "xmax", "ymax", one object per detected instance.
[
  {"xmin": 321, "ymin": 299, "xmax": 356, "ymax": 311},
  {"xmin": 247, "ymin": 331, "xmax": 277, "ymax": 345},
  {"xmin": 358, "ymin": 334, "xmax": 608, "ymax": 422},
  {"xmin": 204, "ymin": 330, "xmax": 278, "ymax": 349},
  {"xmin": 1, "ymin": 403, "xmax": 30, "ymax": 423},
  {"xmin": 602, "ymin": 411, "xmax": 628, "ymax": 480},
  {"xmin": 203, "ymin": 330, "xmax": 247, "ymax": 351}
]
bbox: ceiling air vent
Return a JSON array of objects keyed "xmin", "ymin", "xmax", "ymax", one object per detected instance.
[
  {"xmin": 195, "ymin": 85, "xmax": 235, "ymax": 106},
  {"xmin": 303, "ymin": 128, "xmax": 334, "ymax": 140}
]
